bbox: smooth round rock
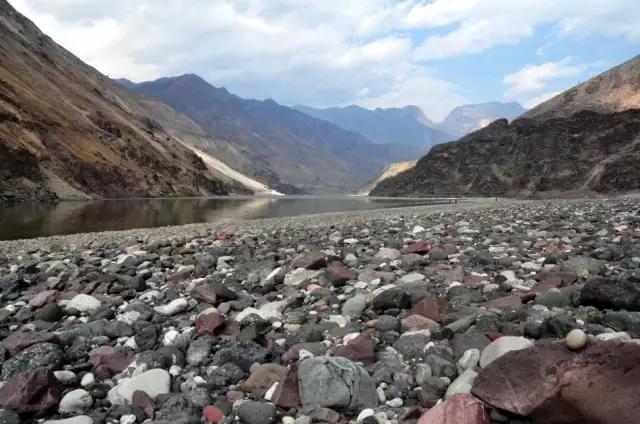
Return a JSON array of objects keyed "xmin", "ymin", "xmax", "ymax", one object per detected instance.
[{"xmin": 566, "ymin": 329, "xmax": 588, "ymax": 350}]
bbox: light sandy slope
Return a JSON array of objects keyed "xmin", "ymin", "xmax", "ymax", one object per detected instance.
[
  {"xmin": 358, "ymin": 161, "xmax": 417, "ymax": 195},
  {"xmin": 185, "ymin": 145, "xmax": 283, "ymax": 195}
]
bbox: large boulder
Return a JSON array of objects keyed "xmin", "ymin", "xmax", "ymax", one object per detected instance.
[
  {"xmin": 580, "ymin": 276, "xmax": 640, "ymax": 311},
  {"xmin": 298, "ymin": 356, "xmax": 377, "ymax": 411},
  {"xmin": 0, "ymin": 368, "xmax": 63, "ymax": 413},
  {"xmin": 472, "ymin": 340, "xmax": 640, "ymax": 423},
  {"xmin": 1, "ymin": 342, "xmax": 63, "ymax": 380}
]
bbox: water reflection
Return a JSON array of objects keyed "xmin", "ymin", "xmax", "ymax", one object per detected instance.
[{"xmin": 0, "ymin": 196, "xmax": 445, "ymax": 240}]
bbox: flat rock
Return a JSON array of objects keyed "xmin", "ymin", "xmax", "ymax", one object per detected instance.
[
  {"xmin": 472, "ymin": 340, "xmax": 640, "ymax": 423},
  {"xmin": 479, "ymin": 336, "xmax": 533, "ymax": 368}
]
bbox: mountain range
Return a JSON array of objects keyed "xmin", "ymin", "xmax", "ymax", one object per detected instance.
[
  {"xmin": 371, "ymin": 55, "xmax": 640, "ymax": 197},
  {"xmin": 122, "ymin": 75, "xmax": 424, "ymax": 193}
]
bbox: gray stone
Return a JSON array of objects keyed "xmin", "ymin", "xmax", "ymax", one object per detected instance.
[
  {"xmin": 1, "ymin": 343, "xmax": 63, "ymax": 380},
  {"xmin": 298, "ymin": 356, "xmax": 377, "ymax": 411},
  {"xmin": 236, "ymin": 401, "xmax": 277, "ymax": 424},
  {"xmin": 58, "ymin": 389, "xmax": 93, "ymax": 414}
]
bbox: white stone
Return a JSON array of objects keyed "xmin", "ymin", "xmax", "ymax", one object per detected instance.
[
  {"xmin": 500, "ymin": 270, "xmax": 517, "ymax": 283},
  {"xmin": 385, "ymin": 398, "xmax": 403, "ymax": 407},
  {"xmin": 66, "ymin": 294, "xmax": 101, "ymax": 313},
  {"xmin": 445, "ymin": 369, "xmax": 478, "ymax": 399},
  {"xmin": 59, "ymin": 389, "xmax": 93, "ymax": 414},
  {"xmin": 412, "ymin": 225, "xmax": 426, "ymax": 235},
  {"xmin": 458, "ymin": 348, "xmax": 480, "ymax": 372},
  {"xmin": 163, "ymin": 329, "xmax": 180, "ymax": 345},
  {"xmin": 398, "ymin": 273, "xmax": 425, "ymax": 284},
  {"xmin": 264, "ymin": 382, "xmax": 278, "ymax": 401},
  {"xmin": 375, "ymin": 247, "xmax": 401, "ymax": 260},
  {"xmin": 357, "ymin": 408, "xmax": 375, "ymax": 423},
  {"xmin": 258, "ymin": 300, "xmax": 288, "ymax": 321},
  {"xmin": 80, "ymin": 373, "xmax": 95, "ymax": 387},
  {"xmin": 566, "ymin": 329, "xmax": 588, "ymax": 350},
  {"xmin": 117, "ymin": 311, "xmax": 141, "ymax": 325},
  {"xmin": 44, "ymin": 417, "xmax": 94, "ymax": 424},
  {"xmin": 596, "ymin": 332, "xmax": 631, "ymax": 341},
  {"xmin": 521, "ymin": 261, "xmax": 542, "ymax": 272},
  {"xmin": 54, "ymin": 370, "xmax": 77, "ymax": 385},
  {"xmin": 120, "ymin": 414, "xmax": 137, "ymax": 424},
  {"xmin": 154, "ymin": 298, "xmax": 188, "ymax": 316},
  {"xmin": 480, "ymin": 336, "xmax": 534, "ymax": 368},
  {"xmin": 265, "ymin": 267, "xmax": 283, "ymax": 282},
  {"xmin": 107, "ymin": 369, "xmax": 170, "ymax": 405},
  {"xmin": 284, "ymin": 268, "xmax": 322, "ymax": 287}
]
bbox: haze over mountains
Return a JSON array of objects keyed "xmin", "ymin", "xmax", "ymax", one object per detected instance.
[{"xmin": 371, "ymin": 55, "xmax": 640, "ymax": 197}]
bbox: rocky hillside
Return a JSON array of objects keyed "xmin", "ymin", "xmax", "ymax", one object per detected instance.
[
  {"xmin": 127, "ymin": 75, "xmax": 423, "ymax": 193},
  {"xmin": 435, "ymin": 102, "xmax": 526, "ymax": 138},
  {"xmin": 358, "ymin": 161, "xmax": 417, "ymax": 195},
  {"xmin": 524, "ymin": 55, "xmax": 640, "ymax": 119},
  {"xmin": 294, "ymin": 104, "xmax": 451, "ymax": 149},
  {"xmin": 371, "ymin": 58, "xmax": 640, "ymax": 197},
  {"xmin": 0, "ymin": 0, "xmax": 248, "ymax": 202}
]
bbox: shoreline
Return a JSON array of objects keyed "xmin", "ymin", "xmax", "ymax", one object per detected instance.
[{"xmin": 0, "ymin": 198, "xmax": 515, "ymax": 255}]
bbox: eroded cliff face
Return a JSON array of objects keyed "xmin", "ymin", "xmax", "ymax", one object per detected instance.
[
  {"xmin": 371, "ymin": 110, "xmax": 640, "ymax": 197},
  {"xmin": 0, "ymin": 0, "xmax": 244, "ymax": 202}
]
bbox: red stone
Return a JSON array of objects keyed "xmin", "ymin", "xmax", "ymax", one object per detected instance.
[
  {"xmin": 0, "ymin": 368, "xmax": 62, "ymax": 413},
  {"xmin": 407, "ymin": 241, "xmax": 432, "ymax": 255},
  {"xmin": 417, "ymin": 394, "xmax": 489, "ymax": 424},
  {"xmin": 89, "ymin": 346, "xmax": 134, "ymax": 379},
  {"xmin": 401, "ymin": 315, "xmax": 441, "ymax": 332},
  {"xmin": 2, "ymin": 331, "xmax": 59, "ymax": 357},
  {"xmin": 463, "ymin": 275, "xmax": 488, "ymax": 288},
  {"xmin": 332, "ymin": 333, "xmax": 376, "ymax": 364},
  {"xmin": 489, "ymin": 332, "xmax": 503, "ymax": 341},
  {"xmin": 291, "ymin": 251, "xmax": 327, "ymax": 269},
  {"xmin": 482, "ymin": 295, "xmax": 524, "ymax": 314},
  {"xmin": 410, "ymin": 296, "xmax": 449, "ymax": 322},
  {"xmin": 241, "ymin": 363, "xmax": 287, "ymax": 394},
  {"xmin": 132, "ymin": 390, "xmax": 155, "ymax": 420},
  {"xmin": 281, "ymin": 346, "xmax": 300, "ymax": 363},
  {"xmin": 192, "ymin": 285, "xmax": 218, "ymax": 305},
  {"xmin": 203, "ymin": 405, "xmax": 224, "ymax": 423},
  {"xmin": 272, "ymin": 364, "xmax": 300, "ymax": 409},
  {"xmin": 472, "ymin": 340, "xmax": 640, "ymax": 424},
  {"xmin": 325, "ymin": 262, "xmax": 356, "ymax": 286},
  {"xmin": 196, "ymin": 312, "xmax": 226, "ymax": 336},
  {"xmin": 29, "ymin": 290, "xmax": 58, "ymax": 308}
]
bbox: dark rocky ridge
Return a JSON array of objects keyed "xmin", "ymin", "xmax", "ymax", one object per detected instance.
[
  {"xmin": 371, "ymin": 56, "xmax": 640, "ymax": 198},
  {"xmin": 371, "ymin": 109, "xmax": 640, "ymax": 197},
  {"xmin": 0, "ymin": 0, "xmax": 247, "ymax": 203}
]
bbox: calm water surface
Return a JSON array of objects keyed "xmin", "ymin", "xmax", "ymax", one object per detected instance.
[{"xmin": 0, "ymin": 196, "xmax": 450, "ymax": 240}]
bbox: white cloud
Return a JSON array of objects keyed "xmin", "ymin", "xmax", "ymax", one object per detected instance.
[
  {"xmin": 6, "ymin": 0, "xmax": 640, "ymax": 122},
  {"xmin": 410, "ymin": 0, "xmax": 640, "ymax": 60},
  {"xmin": 503, "ymin": 58, "xmax": 587, "ymax": 97}
]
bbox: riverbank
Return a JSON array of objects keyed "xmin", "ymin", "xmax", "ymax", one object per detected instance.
[
  {"xmin": 0, "ymin": 198, "xmax": 509, "ymax": 254},
  {"xmin": 0, "ymin": 198, "xmax": 639, "ymax": 424}
]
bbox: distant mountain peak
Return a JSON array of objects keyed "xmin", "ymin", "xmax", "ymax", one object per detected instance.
[
  {"xmin": 293, "ymin": 104, "xmax": 448, "ymax": 148},
  {"xmin": 435, "ymin": 101, "xmax": 527, "ymax": 138}
]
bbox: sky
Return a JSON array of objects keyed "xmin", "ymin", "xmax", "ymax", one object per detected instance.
[{"xmin": 9, "ymin": 0, "xmax": 640, "ymax": 121}]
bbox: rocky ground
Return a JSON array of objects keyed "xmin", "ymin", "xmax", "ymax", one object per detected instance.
[{"xmin": 0, "ymin": 199, "xmax": 639, "ymax": 424}]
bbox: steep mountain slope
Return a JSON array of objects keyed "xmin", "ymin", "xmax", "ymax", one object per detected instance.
[
  {"xmin": 371, "ymin": 58, "xmax": 640, "ymax": 197},
  {"xmin": 358, "ymin": 161, "xmax": 417, "ymax": 195},
  {"xmin": 293, "ymin": 104, "xmax": 451, "ymax": 149},
  {"xmin": 436, "ymin": 102, "xmax": 526, "ymax": 138},
  {"xmin": 0, "ymin": 0, "xmax": 245, "ymax": 202},
  {"xmin": 128, "ymin": 75, "xmax": 423, "ymax": 193},
  {"xmin": 524, "ymin": 55, "xmax": 640, "ymax": 119}
]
